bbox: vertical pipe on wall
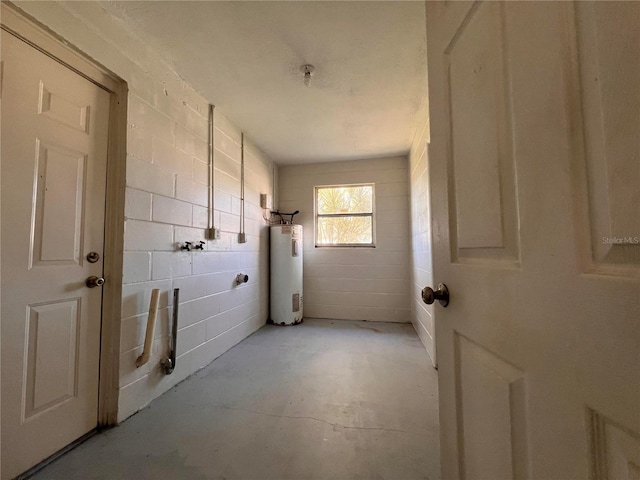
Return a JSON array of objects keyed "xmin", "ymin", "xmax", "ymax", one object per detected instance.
[
  {"xmin": 272, "ymin": 163, "xmax": 278, "ymax": 212},
  {"xmin": 207, "ymin": 104, "xmax": 216, "ymax": 239},
  {"xmin": 161, "ymin": 288, "xmax": 179, "ymax": 374},
  {"xmin": 239, "ymin": 132, "xmax": 246, "ymax": 241}
]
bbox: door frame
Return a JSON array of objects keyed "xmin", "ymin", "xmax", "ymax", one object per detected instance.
[{"xmin": 1, "ymin": 2, "xmax": 127, "ymax": 427}]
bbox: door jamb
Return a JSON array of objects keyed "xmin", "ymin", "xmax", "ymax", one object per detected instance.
[{"xmin": 1, "ymin": 2, "xmax": 127, "ymax": 427}]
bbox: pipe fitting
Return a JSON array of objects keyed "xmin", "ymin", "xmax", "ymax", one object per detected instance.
[{"xmin": 236, "ymin": 273, "xmax": 249, "ymax": 285}]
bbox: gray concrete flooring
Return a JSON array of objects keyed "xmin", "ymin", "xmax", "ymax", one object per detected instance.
[{"xmin": 33, "ymin": 319, "xmax": 440, "ymax": 480}]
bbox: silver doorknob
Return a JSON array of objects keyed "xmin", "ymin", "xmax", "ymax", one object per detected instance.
[
  {"xmin": 421, "ymin": 283, "xmax": 449, "ymax": 307},
  {"xmin": 86, "ymin": 276, "xmax": 105, "ymax": 288}
]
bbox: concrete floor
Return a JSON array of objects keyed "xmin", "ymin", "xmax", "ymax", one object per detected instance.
[{"xmin": 33, "ymin": 319, "xmax": 440, "ymax": 480}]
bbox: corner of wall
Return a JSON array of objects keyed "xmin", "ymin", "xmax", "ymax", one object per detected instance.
[{"xmin": 408, "ymin": 119, "xmax": 436, "ymax": 366}]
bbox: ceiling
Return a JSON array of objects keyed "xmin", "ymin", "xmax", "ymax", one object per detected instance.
[{"xmin": 99, "ymin": 1, "xmax": 428, "ymax": 164}]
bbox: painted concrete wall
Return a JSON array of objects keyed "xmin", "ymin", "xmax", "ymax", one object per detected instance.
[
  {"xmin": 278, "ymin": 157, "xmax": 411, "ymax": 323},
  {"xmin": 408, "ymin": 121, "xmax": 435, "ymax": 364},
  {"xmin": 120, "ymin": 110, "xmax": 273, "ymax": 420},
  {"xmin": 16, "ymin": 1, "xmax": 274, "ymax": 421}
]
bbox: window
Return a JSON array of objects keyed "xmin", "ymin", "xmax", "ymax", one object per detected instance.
[{"xmin": 315, "ymin": 184, "xmax": 375, "ymax": 247}]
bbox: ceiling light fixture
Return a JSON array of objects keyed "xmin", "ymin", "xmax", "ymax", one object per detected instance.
[{"xmin": 300, "ymin": 64, "xmax": 315, "ymax": 87}]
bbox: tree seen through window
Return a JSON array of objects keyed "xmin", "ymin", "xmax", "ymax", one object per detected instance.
[{"xmin": 315, "ymin": 184, "xmax": 374, "ymax": 246}]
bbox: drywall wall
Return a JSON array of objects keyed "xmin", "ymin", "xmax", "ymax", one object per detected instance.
[
  {"xmin": 15, "ymin": 1, "xmax": 275, "ymax": 421},
  {"xmin": 278, "ymin": 157, "xmax": 411, "ymax": 323},
  {"xmin": 409, "ymin": 121, "xmax": 435, "ymax": 364}
]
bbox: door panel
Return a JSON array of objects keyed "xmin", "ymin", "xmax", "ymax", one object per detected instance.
[
  {"xmin": 445, "ymin": 1, "xmax": 520, "ymax": 266},
  {"xmin": 427, "ymin": 2, "xmax": 639, "ymax": 478},
  {"xmin": 1, "ymin": 30, "xmax": 110, "ymax": 479},
  {"xmin": 455, "ymin": 333, "xmax": 528, "ymax": 479},
  {"xmin": 33, "ymin": 141, "xmax": 87, "ymax": 266},
  {"xmin": 26, "ymin": 299, "xmax": 81, "ymax": 418},
  {"xmin": 38, "ymin": 82, "xmax": 91, "ymax": 133},
  {"xmin": 590, "ymin": 412, "xmax": 640, "ymax": 480},
  {"xmin": 573, "ymin": 2, "xmax": 640, "ymax": 273}
]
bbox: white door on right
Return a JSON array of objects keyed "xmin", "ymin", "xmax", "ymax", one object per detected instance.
[{"xmin": 425, "ymin": 2, "xmax": 639, "ymax": 478}]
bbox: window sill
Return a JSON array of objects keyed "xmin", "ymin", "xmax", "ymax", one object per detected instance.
[{"xmin": 314, "ymin": 244, "xmax": 376, "ymax": 248}]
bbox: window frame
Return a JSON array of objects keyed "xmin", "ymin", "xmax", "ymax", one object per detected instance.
[{"xmin": 314, "ymin": 183, "xmax": 376, "ymax": 248}]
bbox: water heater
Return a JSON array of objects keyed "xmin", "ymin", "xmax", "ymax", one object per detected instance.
[{"xmin": 270, "ymin": 224, "xmax": 303, "ymax": 325}]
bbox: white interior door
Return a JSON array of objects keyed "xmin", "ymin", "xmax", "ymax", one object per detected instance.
[
  {"xmin": 1, "ymin": 30, "xmax": 110, "ymax": 479},
  {"xmin": 425, "ymin": 2, "xmax": 639, "ymax": 478}
]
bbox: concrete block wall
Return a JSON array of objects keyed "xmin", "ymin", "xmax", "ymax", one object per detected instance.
[
  {"xmin": 16, "ymin": 1, "xmax": 275, "ymax": 421},
  {"xmin": 409, "ymin": 121, "xmax": 435, "ymax": 364},
  {"xmin": 278, "ymin": 157, "xmax": 411, "ymax": 323},
  {"xmin": 119, "ymin": 106, "xmax": 273, "ymax": 421}
]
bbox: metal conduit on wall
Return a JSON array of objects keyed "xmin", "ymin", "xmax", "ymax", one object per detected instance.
[
  {"xmin": 239, "ymin": 132, "xmax": 246, "ymax": 243},
  {"xmin": 207, "ymin": 104, "xmax": 216, "ymax": 240}
]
